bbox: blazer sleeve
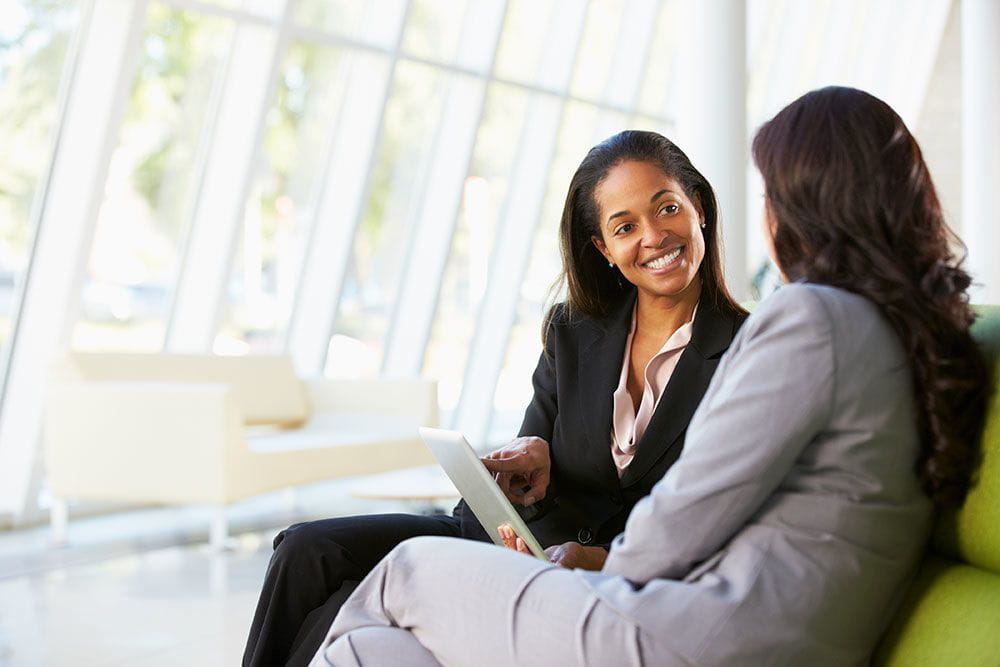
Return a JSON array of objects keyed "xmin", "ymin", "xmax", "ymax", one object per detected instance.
[
  {"xmin": 602, "ymin": 285, "xmax": 836, "ymax": 583},
  {"xmin": 517, "ymin": 306, "xmax": 562, "ymax": 442}
]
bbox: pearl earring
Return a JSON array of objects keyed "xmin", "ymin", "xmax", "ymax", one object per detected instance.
[
  {"xmin": 608, "ymin": 261, "xmax": 614, "ymax": 267},
  {"xmin": 700, "ymin": 223, "xmax": 706, "ymax": 229}
]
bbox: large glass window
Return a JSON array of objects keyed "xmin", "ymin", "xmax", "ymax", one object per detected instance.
[
  {"xmin": 217, "ymin": 44, "xmax": 393, "ymax": 354},
  {"xmin": 422, "ymin": 83, "xmax": 530, "ymax": 416},
  {"xmin": 72, "ymin": 4, "xmax": 232, "ymax": 351},
  {"xmin": 0, "ymin": 0, "xmax": 81, "ymax": 355},
  {"xmin": 326, "ymin": 61, "xmax": 467, "ymax": 377}
]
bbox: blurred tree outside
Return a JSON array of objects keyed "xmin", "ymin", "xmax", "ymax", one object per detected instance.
[
  {"xmin": 0, "ymin": 0, "xmax": 79, "ymax": 268},
  {"xmin": 0, "ymin": 0, "xmax": 80, "ymax": 347}
]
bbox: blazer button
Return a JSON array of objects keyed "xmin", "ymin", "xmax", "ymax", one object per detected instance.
[{"xmin": 577, "ymin": 528, "xmax": 594, "ymax": 545}]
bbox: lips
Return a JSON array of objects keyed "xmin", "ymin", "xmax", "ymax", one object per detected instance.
[{"xmin": 642, "ymin": 246, "xmax": 683, "ymax": 270}]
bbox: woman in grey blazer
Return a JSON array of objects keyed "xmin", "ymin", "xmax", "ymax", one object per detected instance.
[{"xmin": 308, "ymin": 87, "xmax": 989, "ymax": 666}]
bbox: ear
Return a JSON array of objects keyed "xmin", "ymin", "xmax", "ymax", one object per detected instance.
[
  {"xmin": 591, "ymin": 235, "xmax": 612, "ymax": 263},
  {"xmin": 692, "ymin": 191, "xmax": 705, "ymax": 227}
]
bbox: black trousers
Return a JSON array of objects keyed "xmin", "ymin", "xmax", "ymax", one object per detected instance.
[{"xmin": 242, "ymin": 513, "xmax": 471, "ymax": 667}]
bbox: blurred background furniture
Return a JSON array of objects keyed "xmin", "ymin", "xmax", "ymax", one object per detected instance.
[
  {"xmin": 349, "ymin": 464, "xmax": 459, "ymax": 515},
  {"xmin": 43, "ymin": 352, "xmax": 437, "ymax": 549}
]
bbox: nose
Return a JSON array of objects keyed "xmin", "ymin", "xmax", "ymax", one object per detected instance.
[{"xmin": 639, "ymin": 219, "xmax": 666, "ymax": 248}]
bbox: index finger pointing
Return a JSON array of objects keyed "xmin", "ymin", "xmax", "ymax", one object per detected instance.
[{"xmin": 480, "ymin": 455, "xmax": 528, "ymax": 473}]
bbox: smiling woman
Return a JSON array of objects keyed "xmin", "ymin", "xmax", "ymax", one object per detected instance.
[
  {"xmin": 558, "ymin": 131, "xmax": 738, "ymax": 324},
  {"xmin": 592, "ymin": 161, "xmax": 706, "ymax": 316}
]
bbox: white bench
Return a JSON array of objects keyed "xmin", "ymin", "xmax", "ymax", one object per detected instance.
[{"xmin": 43, "ymin": 352, "xmax": 437, "ymax": 549}]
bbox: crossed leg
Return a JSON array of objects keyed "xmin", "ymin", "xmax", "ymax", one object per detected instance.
[{"xmin": 308, "ymin": 536, "xmax": 663, "ymax": 667}]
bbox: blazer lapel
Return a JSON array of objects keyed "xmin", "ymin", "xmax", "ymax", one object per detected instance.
[
  {"xmin": 618, "ymin": 299, "xmax": 739, "ymax": 488},
  {"xmin": 577, "ymin": 291, "xmax": 636, "ymax": 490}
]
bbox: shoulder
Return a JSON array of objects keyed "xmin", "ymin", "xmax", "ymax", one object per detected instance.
[
  {"xmin": 540, "ymin": 302, "xmax": 593, "ymax": 358},
  {"xmin": 755, "ymin": 283, "xmax": 888, "ymax": 335},
  {"xmin": 750, "ymin": 283, "xmax": 876, "ymax": 328},
  {"xmin": 544, "ymin": 300, "xmax": 626, "ymax": 335},
  {"xmin": 743, "ymin": 283, "xmax": 900, "ymax": 368},
  {"xmin": 735, "ymin": 284, "xmax": 847, "ymax": 360}
]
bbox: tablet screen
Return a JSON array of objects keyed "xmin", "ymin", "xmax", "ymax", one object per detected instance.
[{"xmin": 419, "ymin": 427, "xmax": 548, "ymax": 561}]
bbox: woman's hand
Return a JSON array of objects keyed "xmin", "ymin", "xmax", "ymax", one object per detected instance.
[
  {"xmin": 497, "ymin": 525, "xmax": 608, "ymax": 571},
  {"xmin": 543, "ymin": 541, "xmax": 608, "ymax": 570},
  {"xmin": 480, "ymin": 436, "xmax": 550, "ymax": 506}
]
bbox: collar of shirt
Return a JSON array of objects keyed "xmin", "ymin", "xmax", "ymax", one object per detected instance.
[{"xmin": 610, "ymin": 302, "xmax": 698, "ymax": 473}]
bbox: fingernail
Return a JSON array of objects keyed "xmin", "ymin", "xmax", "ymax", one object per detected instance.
[{"xmin": 524, "ymin": 496, "xmax": 535, "ymax": 506}]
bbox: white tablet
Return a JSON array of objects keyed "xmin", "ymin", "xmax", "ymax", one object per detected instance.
[{"xmin": 418, "ymin": 427, "xmax": 548, "ymax": 561}]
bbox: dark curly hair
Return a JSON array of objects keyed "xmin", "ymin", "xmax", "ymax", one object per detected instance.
[
  {"xmin": 752, "ymin": 86, "xmax": 989, "ymax": 505},
  {"xmin": 556, "ymin": 130, "xmax": 743, "ymax": 320}
]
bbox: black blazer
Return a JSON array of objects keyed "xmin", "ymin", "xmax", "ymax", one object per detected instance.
[{"xmin": 458, "ymin": 290, "xmax": 746, "ymax": 549}]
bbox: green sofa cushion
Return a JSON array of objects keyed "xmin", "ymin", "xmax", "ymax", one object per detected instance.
[
  {"xmin": 931, "ymin": 305, "xmax": 1000, "ymax": 574},
  {"xmin": 875, "ymin": 556, "xmax": 1000, "ymax": 666}
]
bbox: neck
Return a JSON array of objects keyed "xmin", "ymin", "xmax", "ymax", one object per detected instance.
[{"xmin": 635, "ymin": 280, "xmax": 701, "ymax": 339}]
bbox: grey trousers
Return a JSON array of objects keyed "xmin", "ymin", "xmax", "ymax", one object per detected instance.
[{"xmin": 308, "ymin": 536, "xmax": 679, "ymax": 666}]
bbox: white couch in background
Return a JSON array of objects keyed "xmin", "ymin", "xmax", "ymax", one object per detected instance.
[{"xmin": 43, "ymin": 352, "xmax": 437, "ymax": 548}]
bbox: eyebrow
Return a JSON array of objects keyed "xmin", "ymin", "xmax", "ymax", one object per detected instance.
[{"xmin": 605, "ymin": 189, "xmax": 677, "ymax": 226}]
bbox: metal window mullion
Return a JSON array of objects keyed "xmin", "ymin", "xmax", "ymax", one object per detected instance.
[
  {"xmin": 163, "ymin": 0, "xmax": 247, "ymax": 349},
  {"xmin": 451, "ymin": 97, "xmax": 563, "ymax": 446},
  {"xmin": 281, "ymin": 52, "xmax": 369, "ymax": 369},
  {"xmin": 452, "ymin": 0, "xmax": 591, "ymax": 446},
  {"xmin": 3, "ymin": 0, "xmax": 99, "ymax": 522},
  {"xmin": 379, "ymin": 0, "xmax": 510, "ymax": 379},
  {"xmin": 165, "ymin": 0, "xmax": 298, "ymax": 352},
  {"xmin": 289, "ymin": 0, "xmax": 416, "ymax": 376},
  {"xmin": 963, "ymin": 0, "xmax": 1000, "ymax": 303},
  {"xmin": 284, "ymin": 2, "xmax": 412, "ymax": 375},
  {"xmin": 161, "ymin": 0, "xmax": 283, "ymax": 27},
  {"xmin": 377, "ymin": 74, "xmax": 487, "ymax": 378},
  {"xmin": 0, "ymin": 0, "xmax": 151, "ymax": 517},
  {"xmin": 285, "ymin": 21, "xmax": 676, "ymax": 125},
  {"xmin": 0, "ymin": 0, "xmax": 96, "ymax": 408},
  {"xmin": 160, "ymin": 0, "xmax": 678, "ymax": 125},
  {"xmin": 603, "ymin": 0, "xmax": 659, "ymax": 109}
]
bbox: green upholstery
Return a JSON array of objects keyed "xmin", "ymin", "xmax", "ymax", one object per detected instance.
[
  {"xmin": 931, "ymin": 306, "xmax": 1000, "ymax": 572},
  {"xmin": 875, "ymin": 558, "xmax": 1000, "ymax": 666},
  {"xmin": 875, "ymin": 305, "xmax": 1000, "ymax": 665}
]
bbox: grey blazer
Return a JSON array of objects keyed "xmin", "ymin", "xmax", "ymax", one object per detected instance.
[{"xmin": 583, "ymin": 283, "xmax": 933, "ymax": 666}]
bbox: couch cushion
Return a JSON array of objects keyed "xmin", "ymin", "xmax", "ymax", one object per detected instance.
[
  {"xmin": 65, "ymin": 352, "xmax": 309, "ymax": 425},
  {"xmin": 874, "ymin": 555, "xmax": 1000, "ymax": 666},
  {"xmin": 930, "ymin": 306, "xmax": 1000, "ymax": 574},
  {"xmin": 245, "ymin": 414, "xmax": 422, "ymax": 452}
]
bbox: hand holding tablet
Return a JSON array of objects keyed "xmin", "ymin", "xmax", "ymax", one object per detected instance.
[
  {"xmin": 480, "ymin": 436, "xmax": 551, "ymax": 507},
  {"xmin": 418, "ymin": 427, "xmax": 549, "ymax": 561}
]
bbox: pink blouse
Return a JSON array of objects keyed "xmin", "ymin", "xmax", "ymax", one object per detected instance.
[{"xmin": 610, "ymin": 304, "xmax": 697, "ymax": 475}]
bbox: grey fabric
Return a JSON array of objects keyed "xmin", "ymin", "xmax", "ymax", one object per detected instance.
[
  {"xmin": 310, "ymin": 536, "xmax": 679, "ymax": 666},
  {"xmin": 321, "ymin": 626, "xmax": 441, "ymax": 667},
  {"xmin": 313, "ymin": 283, "xmax": 933, "ymax": 666}
]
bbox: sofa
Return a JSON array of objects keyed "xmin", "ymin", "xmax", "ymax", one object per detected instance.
[
  {"xmin": 875, "ymin": 305, "xmax": 1000, "ymax": 664},
  {"xmin": 43, "ymin": 352, "xmax": 437, "ymax": 548}
]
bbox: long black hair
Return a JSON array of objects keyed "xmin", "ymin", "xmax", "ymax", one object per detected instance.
[
  {"xmin": 752, "ymin": 86, "xmax": 989, "ymax": 505},
  {"xmin": 555, "ymin": 130, "xmax": 743, "ymax": 321}
]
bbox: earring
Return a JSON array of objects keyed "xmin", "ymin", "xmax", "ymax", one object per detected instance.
[
  {"xmin": 700, "ymin": 223, "xmax": 706, "ymax": 229},
  {"xmin": 608, "ymin": 261, "xmax": 614, "ymax": 267}
]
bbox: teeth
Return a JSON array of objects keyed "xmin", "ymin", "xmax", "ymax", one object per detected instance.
[{"xmin": 645, "ymin": 247, "xmax": 682, "ymax": 269}]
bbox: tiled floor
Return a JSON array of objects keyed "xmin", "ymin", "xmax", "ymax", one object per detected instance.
[{"xmin": 0, "ymin": 470, "xmax": 454, "ymax": 667}]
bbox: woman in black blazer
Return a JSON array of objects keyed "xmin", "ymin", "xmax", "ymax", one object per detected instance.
[
  {"xmin": 243, "ymin": 130, "xmax": 745, "ymax": 666},
  {"xmin": 482, "ymin": 288, "xmax": 745, "ymax": 557}
]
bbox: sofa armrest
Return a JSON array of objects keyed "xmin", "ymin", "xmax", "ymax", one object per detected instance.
[
  {"xmin": 302, "ymin": 378, "xmax": 438, "ymax": 426},
  {"xmin": 43, "ymin": 381, "xmax": 244, "ymax": 504}
]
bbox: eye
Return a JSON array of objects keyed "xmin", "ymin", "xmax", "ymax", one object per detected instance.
[
  {"xmin": 658, "ymin": 203, "xmax": 679, "ymax": 216},
  {"xmin": 613, "ymin": 222, "xmax": 635, "ymax": 236}
]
